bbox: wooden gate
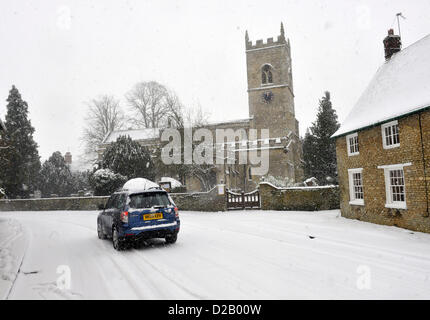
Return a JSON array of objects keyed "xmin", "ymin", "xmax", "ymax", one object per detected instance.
[{"xmin": 226, "ymin": 189, "xmax": 260, "ymax": 210}]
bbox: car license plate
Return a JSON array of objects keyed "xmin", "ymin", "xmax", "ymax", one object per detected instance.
[{"xmin": 143, "ymin": 213, "xmax": 163, "ymax": 221}]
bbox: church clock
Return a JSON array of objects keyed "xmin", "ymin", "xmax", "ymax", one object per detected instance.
[{"xmin": 262, "ymin": 91, "xmax": 274, "ymax": 103}]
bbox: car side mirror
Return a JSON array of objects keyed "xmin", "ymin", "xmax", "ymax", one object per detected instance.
[{"xmin": 98, "ymin": 203, "xmax": 105, "ymax": 210}]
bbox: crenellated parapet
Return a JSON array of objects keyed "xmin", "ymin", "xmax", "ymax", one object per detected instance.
[{"xmin": 245, "ymin": 22, "xmax": 288, "ymax": 50}]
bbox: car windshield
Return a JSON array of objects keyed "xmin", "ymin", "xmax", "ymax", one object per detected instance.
[{"xmin": 129, "ymin": 192, "xmax": 171, "ymax": 209}]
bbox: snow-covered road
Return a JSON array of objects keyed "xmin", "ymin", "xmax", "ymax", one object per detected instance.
[{"xmin": 1, "ymin": 209, "xmax": 430, "ymax": 299}]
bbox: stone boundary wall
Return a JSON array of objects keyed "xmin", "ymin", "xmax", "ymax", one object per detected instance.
[
  {"xmin": 0, "ymin": 187, "xmax": 226, "ymax": 212},
  {"xmin": 259, "ymin": 182, "xmax": 340, "ymax": 211},
  {"xmin": 0, "ymin": 185, "xmax": 338, "ymax": 212},
  {"xmin": 170, "ymin": 187, "xmax": 226, "ymax": 212},
  {"xmin": 0, "ymin": 196, "xmax": 109, "ymax": 211}
]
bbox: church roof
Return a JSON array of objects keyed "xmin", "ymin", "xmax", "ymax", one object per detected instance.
[
  {"xmin": 102, "ymin": 128, "xmax": 160, "ymax": 144},
  {"xmin": 102, "ymin": 118, "xmax": 251, "ymax": 144},
  {"xmin": 332, "ymin": 34, "xmax": 430, "ymax": 138},
  {"xmin": 205, "ymin": 117, "xmax": 251, "ymax": 128}
]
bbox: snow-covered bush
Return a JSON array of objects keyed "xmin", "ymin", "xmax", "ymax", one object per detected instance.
[
  {"xmin": 0, "ymin": 187, "xmax": 6, "ymax": 199},
  {"xmin": 89, "ymin": 168, "xmax": 127, "ymax": 196},
  {"xmin": 304, "ymin": 177, "xmax": 319, "ymax": 186},
  {"xmin": 260, "ymin": 175, "xmax": 296, "ymax": 188}
]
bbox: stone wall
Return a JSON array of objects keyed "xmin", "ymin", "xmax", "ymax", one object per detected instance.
[
  {"xmin": 0, "ymin": 196, "xmax": 109, "ymax": 211},
  {"xmin": 0, "ymin": 188, "xmax": 226, "ymax": 212},
  {"xmin": 259, "ymin": 182, "xmax": 340, "ymax": 211},
  {"xmin": 170, "ymin": 187, "xmax": 226, "ymax": 212},
  {"xmin": 0, "ymin": 184, "xmax": 339, "ymax": 213},
  {"xmin": 335, "ymin": 109, "xmax": 430, "ymax": 233}
]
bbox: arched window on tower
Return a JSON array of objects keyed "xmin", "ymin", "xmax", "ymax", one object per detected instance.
[{"xmin": 262, "ymin": 64, "xmax": 273, "ymax": 85}]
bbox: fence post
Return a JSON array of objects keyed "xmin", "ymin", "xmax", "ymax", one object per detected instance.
[{"xmin": 241, "ymin": 191, "xmax": 245, "ymax": 209}]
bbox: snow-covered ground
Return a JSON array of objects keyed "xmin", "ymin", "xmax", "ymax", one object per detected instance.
[{"xmin": 1, "ymin": 209, "xmax": 430, "ymax": 299}]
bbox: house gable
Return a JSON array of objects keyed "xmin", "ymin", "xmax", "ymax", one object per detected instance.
[{"xmin": 333, "ymin": 34, "xmax": 430, "ymax": 138}]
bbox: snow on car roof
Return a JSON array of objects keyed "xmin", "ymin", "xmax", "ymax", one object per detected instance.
[
  {"xmin": 103, "ymin": 128, "xmax": 160, "ymax": 144},
  {"xmin": 121, "ymin": 177, "xmax": 161, "ymax": 194},
  {"xmin": 332, "ymin": 34, "xmax": 430, "ymax": 138}
]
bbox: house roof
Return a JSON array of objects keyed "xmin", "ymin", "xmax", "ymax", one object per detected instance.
[
  {"xmin": 102, "ymin": 128, "xmax": 160, "ymax": 144},
  {"xmin": 332, "ymin": 34, "xmax": 430, "ymax": 138}
]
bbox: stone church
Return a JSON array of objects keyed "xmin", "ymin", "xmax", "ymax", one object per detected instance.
[{"xmin": 99, "ymin": 23, "xmax": 303, "ymax": 192}]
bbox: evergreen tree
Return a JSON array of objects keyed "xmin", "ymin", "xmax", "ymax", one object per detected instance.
[
  {"xmin": 39, "ymin": 151, "xmax": 75, "ymax": 197},
  {"xmin": 303, "ymin": 91, "xmax": 340, "ymax": 184},
  {"xmin": 0, "ymin": 86, "xmax": 41, "ymax": 198},
  {"xmin": 101, "ymin": 135, "xmax": 156, "ymax": 181},
  {"xmin": 72, "ymin": 170, "xmax": 91, "ymax": 193}
]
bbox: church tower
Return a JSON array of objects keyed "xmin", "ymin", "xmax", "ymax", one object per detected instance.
[
  {"xmin": 245, "ymin": 22, "xmax": 297, "ymax": 137},
  {"xmin": 245, "ymin": 23, "xmax": 302, "ymax": 182}
]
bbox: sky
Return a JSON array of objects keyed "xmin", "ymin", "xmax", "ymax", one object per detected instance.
[{"xmin": 1, "ymin": 0, "xmax": 430, "ymax": 163}]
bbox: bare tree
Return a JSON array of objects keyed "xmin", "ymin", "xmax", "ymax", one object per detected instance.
[
  {"xmin": 81, "ymin": 95, "xmax": 124, "ymax": 163},
  {"xmin": 155, "ymin": 102, "xmax": 215, "ymax": 191},
  {"xmin": 182, "ymin": 103, "xmax": 210, "ymax": 128},
  {"xmin": 126, "ymin": 81, "xmax": 189, "ymax": 129},
  {"xmin": 164, "ymin": 88, "xmax": 185, "ymax": 128}
]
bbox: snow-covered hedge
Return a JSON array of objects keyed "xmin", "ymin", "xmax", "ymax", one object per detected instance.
[
  {"xmin": 0, "ymin": 187, "xmax": 6, "ymax": 199},
  {"xmin": 260, "ymin": 175, "xmax": 297, "ymax": 188}
]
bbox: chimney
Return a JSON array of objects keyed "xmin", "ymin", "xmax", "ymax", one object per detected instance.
[
  {"xmin": 383, "ymin": 28, "xmax": 401, "ymax": 60},
  {"xmin": 64, "ymin": 152, "xmax": 72, "ymax": 165}
]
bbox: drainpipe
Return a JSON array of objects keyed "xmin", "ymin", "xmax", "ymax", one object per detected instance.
[{"xmin": 418, "ymin": 112, "xmax": 429, "ymax": 217}]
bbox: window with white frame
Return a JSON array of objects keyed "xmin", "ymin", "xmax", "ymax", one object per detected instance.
[
  {"xmin": 346, "ymin": 133, "xmax": 359, "ymax": 156},
  {"xmin": 348, "ymin": 168, "xmax": 364, "ymax": 205},
  {"xmin": 381, "ymin": 120, "xmax": 400, "ymax": 149},
  {"xmin": 378, "ymin": 163, "xmax": 411, "ymax": 209}
]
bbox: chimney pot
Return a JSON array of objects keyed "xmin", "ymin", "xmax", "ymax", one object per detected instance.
[{"xmin": 383, "ymin": 29, "xmax": 401, "ymax": 60}]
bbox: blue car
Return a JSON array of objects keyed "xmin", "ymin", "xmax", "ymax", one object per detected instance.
[{"xmin": 97, "ymin": 187, "xmax": 180, "ymax": 250}]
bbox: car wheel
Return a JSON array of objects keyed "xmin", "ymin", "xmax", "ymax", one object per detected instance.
[
  {"xmin": 97, "ymin": 221, "xmax": 106, "ymax": 239},
  {"xmin": 165, "ymin": 234, "xmax": 177, "ymax": 244},
  {"xmin": 112, "ymin": 227, "xmax": 124, "ymax": 251}
]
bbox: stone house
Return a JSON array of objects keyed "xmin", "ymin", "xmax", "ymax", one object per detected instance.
[
  {"xmin": 98, "ymin": 23, "xmax": 303, "ymax": 192},
  {"xmin": 332, "ymin": 30, "xmax": 430, "ymax": 233}
]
